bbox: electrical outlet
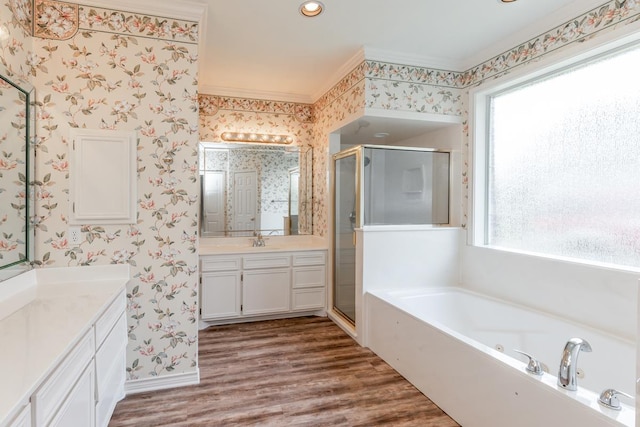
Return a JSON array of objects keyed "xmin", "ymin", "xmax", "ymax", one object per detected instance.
[{"xmin": 69, "ymin": 226, "xmax": 82, "ymax": 245}]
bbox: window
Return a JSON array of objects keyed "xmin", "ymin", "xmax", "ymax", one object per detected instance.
[{"xmin": 482, "ymin": 42, "xmax": 640, "ymax": 268}]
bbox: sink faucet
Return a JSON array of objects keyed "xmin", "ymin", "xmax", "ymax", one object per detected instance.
[
  {"xmin": 557, "ymin": 338, "xmax": 592, "ymax": 391},
  {"xmin": 252, "ymin": 231, "xmax": 265, "ymax": 247}
]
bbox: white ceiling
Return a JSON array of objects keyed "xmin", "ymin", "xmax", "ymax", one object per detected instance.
[{"xmin": 195, "ymin": 0, "xmax": 606, "ymax": 102}]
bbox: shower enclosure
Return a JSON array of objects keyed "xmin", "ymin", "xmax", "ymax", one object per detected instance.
[{"xmin": 332, "ymin": 145, "xmax": 451, "ymax": 325}]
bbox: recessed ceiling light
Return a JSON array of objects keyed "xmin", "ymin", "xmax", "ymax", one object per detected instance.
[
  {"xmin": 300, "ymin": 1, "xmax": 324, "ymax": 17},
  {"xmin": 500, "ymin": 0, "xmax": 517, "ymax": 3},
  {"xmin": 373, "ymin": 132, "xmax": 389, "ymax": 138}
]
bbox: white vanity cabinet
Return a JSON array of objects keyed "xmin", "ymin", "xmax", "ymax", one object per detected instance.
[
  {"xmin": 30, "ymin": 291, "xmax": 126, "ymax": 427},
  {"xmin": 199, "ymin": 250, "xmax": 326, "ymax": 324},
  {"xmin": 0, "ymin": 266, "xmax": 128, "ymax": 427}
]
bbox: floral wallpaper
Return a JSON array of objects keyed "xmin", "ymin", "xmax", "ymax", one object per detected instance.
[
  {"xmin": 199, "ymin": 94, "xmax": 314, "ymax": 144},
  {"xmin": 1, "ymin": 1, "xmax": 201, "ymax": 382},
  {"xmin": 311, "ymin": 67, "xmax": 366, "ymax": 236},
  {"xmin": 364, "ymin": 61, "xmax": 464, "ymax": 116}
]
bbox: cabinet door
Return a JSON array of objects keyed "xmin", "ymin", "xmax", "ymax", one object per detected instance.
[
  {"xmin": 48, "ymin": 363, "xmax": 95, "ymax": 427},
  {"xmin": 95, "ymin": 314, "xmax": 126, "ymax": 427},
  {"xmin": 243, "ymin": 268, "xmax": 290, "ymax": 315},
  {"xmin": 6, "ymin": 404, "xmax": 31, "ymax": 427},
  {"xmin": 201, "ymin": 271, "xmax": 241, "ymax": 319}
]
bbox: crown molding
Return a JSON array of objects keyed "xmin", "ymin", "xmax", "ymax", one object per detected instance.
[
  {"xmin": 198, "ymin": 85, "xmax": 314, "ymax": 105},
  {"xmin": 309, "ymin": 47, "xmax": 366, "ymax": 103},
  {"xmin": 78, "ymin": 0, "xmax": 208, "ymax": 23},
  {"xmin": 363, "ymin": 47, "xmax": 464, "ymax": 72}
]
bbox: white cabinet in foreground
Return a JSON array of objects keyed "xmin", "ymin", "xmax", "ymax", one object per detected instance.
[
  {"xmin": 29, "ymin": 291, "xmax": 126, "ymax": 427},
  {"xmin": 200, "ymin": 250, "xmax": 326, "ymax": 325}
]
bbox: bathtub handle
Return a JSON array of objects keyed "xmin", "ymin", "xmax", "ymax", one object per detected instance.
[
  {"xmin": 598, "ymin": 388, "xmax": 633, "ymax": 410},
  {"xmin": 513, "ymin": 349, "xmax": 544, "ymax": 376}
]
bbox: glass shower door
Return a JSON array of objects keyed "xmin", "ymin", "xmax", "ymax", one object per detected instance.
[{"xmin": 333, "ymin": 149, "xmax": 359, "ymax": 324}]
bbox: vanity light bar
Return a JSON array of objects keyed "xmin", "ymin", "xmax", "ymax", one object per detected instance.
[{"xmin": 221, "ymin": 132, "xmax": 294, "ymax": 145}]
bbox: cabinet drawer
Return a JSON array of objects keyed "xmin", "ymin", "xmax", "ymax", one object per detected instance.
[
  {"xmin": 95, "ymin": 291, "xmax": 125, "ymax": 347},
  {"xmin": 292, "ymin": 251, "xmax": 326, "ymax": 266},
  {"xmin": 243, "ymin": 254, "xmax": 290, "ymax": 269},
  {"xmin": 201, "ymin": 256, "xmax": 241, "ymax": 272},
  {"xmin": 33, "ymin": 330, "xmax": 94, "ymax": 427},
  {"xmin": 292, "ymin": 266, "xmax": 326, "ymax": 289},
  {"xmin": 292, "ymin": 288, "xmax": 325, "ymax": 311}
]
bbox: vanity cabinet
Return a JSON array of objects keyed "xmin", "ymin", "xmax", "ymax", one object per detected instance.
[
  {"xmin": 199, "ymin": 250, "xmax": 326, "ymax": 323},
  {"xmin": 30, "ymin": 291, "xmax": 126, "ymax": 427},
  {"xmin": 0, "ymin": 266, "xmax": 128, "ymax": 427}
]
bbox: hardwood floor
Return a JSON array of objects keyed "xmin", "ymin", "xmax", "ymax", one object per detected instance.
[{"xmin": 109, "ymin": 317, "xmax": 459, "ymax": 426}]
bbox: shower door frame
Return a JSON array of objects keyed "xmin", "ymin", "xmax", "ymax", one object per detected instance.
[
  {"xmin": 331, "ymin": 146, "xmax": 363, "ymax": 326},
  {"xmin": 331, "ymin": 144, "xmax": 454, "ymax": 333}
]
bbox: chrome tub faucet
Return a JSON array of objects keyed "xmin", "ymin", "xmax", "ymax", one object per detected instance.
[{"xmin": 557, "ymin": 337, "xmax": 592, "ymax": 391}]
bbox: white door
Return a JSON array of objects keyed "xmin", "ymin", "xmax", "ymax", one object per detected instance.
[
  {"xmin": 233, "ymin": 170, "xmax": 258, "ymax": 235},
  {"xmin": 202, "ymin": 171, "xmax": 225, "ymax": 236}
]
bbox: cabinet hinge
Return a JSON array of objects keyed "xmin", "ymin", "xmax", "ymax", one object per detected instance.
[
  {"xmin": 241, "ymin": 273, "xmax": 243, "ymax": 282},
  {"xmin": 199, "ymin": 308, "xmax": 201, "ymax": 315}
]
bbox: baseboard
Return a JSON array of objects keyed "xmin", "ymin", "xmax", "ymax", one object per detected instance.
[
  {"xmin": 124, "ymin": 369, "xmax": 200, "ymax": 395},
  {"xmin": 199, "ymin": 310, "xmax": 327, "ymax": 330}
]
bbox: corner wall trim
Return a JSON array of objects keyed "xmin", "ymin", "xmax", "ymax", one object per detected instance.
[{"xmin": 124, "ymin": 370, "xmax": 200, "ymax": 395}]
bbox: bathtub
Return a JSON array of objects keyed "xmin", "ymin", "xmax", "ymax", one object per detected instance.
[{"xmin": 365, "ymin": 287, "xmax": 635, "ymax": 427}]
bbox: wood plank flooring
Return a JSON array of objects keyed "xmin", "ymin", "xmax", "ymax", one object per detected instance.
[{"xmin": 109, "ymin": 316, "xmax": 459, "ymax": 426}]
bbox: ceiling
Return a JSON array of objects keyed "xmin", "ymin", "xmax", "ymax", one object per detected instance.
[{"xmin": 195, "ymin": 0, "xmax": 605, "ymax": 103}]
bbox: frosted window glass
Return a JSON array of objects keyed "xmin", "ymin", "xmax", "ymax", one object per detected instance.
[{"xmin": 488, "ymin": 44, "xmax": 640, "ymax": 268}]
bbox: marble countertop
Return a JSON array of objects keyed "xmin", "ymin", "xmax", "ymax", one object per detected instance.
[
  {"xmin": 0, "ymin": 265, "xmax": 129, "ymax": 426},
  {"xmin": 199, "ymin": 235, "xmax": 328, "ymax": 256}
]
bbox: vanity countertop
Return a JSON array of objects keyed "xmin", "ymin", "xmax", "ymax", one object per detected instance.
[
  {"xmin": 0, "ymin": 265, "xmax": 129, "ymax": 426},
  {"xmin": 199, "ymin": 235, "xmax": 328, "ymax": 256}
]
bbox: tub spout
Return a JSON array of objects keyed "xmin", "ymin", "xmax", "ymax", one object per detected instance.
[{"xmin": 557, "ymin": 338, "xmax": 592, "ymax": 391}]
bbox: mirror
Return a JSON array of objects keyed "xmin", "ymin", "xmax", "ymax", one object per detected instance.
[
  {"xmin": 0, "ymin": 70, "xmax": 34, "ymax": 279},
  {"xmin": 199, "ymin": 143, "xmax": 312, "ymax": 237}
]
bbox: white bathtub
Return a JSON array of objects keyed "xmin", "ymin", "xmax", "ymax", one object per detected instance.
[{"xmin": 365, "ymin": 287, "xmax": 635, "ymax": 427}]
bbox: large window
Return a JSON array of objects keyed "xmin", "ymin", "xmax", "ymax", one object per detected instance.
[{"xmin": 485, "ymin": 42, "xmax": 640, "ymax": 268}]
